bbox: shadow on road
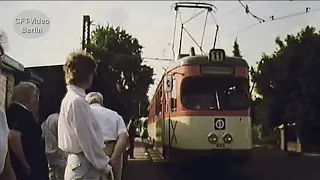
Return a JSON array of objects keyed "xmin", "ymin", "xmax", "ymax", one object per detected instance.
[
  {"xmin": 162, "ymin": 161, "xmax": 256, "ymax": 180},
  {"xmin": 123, "ymin": 144, "xmax": 320, "ymax": 180}
]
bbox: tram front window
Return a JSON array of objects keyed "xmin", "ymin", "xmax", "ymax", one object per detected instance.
[{"xmin": 181, "ymin": 76, "xmax": 250, "ymax": 110}]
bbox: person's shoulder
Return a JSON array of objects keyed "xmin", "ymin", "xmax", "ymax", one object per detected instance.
[
  {"xmin": 65, "ymin": 95, "xmax": 87, "ymax": 107},
  {"xmin": 6, "ymin": 103, "xmax": 26, "ymax": 117},
  {"xmin": 6, "ymin": 103, "xmax": 18, "ymax": 112},
  {"xmin": 0, "ymin": 107, "xmax": 6, "ymax": 123},
  {"xmin": 63, "ymin": 91, "xmax": 85, "ymax": 103},
  {"xmin": 0, "ymin": 107, "xmax": 5, "ymax": 115},
  {"xmin": 61, "ymin": 96, "xmax": 88, "ymax": 114},
  {"xmin": 105, "ymin": 107, "xmax": 120, "ymax": 116},
  {"xmin": 44, "ymin": 113, "xmax": 59, "ymax": 128},
  {"xmin": 47, "ymin": 113, "xmax": 59, "ymax": 121},
  {"xmin": 0, "ymin": 107, "xmax": 9, "ymax": 132},
  {"xmin": 105, "ymin": 107, "xmax": 117, "ymax": 113},
  {"xmin": 74, "ymin": 96, "xmax": 87, "ymax": 103}
]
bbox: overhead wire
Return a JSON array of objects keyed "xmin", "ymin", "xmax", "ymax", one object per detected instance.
[
  {"xmin": 171, "ymin": 10, "xmax": 178, "ymax": 59},
  {"xmin": 228, "ymin": 6, "xmax": 320, "ymax": 37},
  {"xmin": 238, "ymin": 0, "xmax": 265, "ymax": 23},
  {"xmin": 200, "ymin": 10, "xmax": 209, "ymax": 54},
  {"xmin": 220, "ymin": 1, "xmax": 254, "ymax": 18}
]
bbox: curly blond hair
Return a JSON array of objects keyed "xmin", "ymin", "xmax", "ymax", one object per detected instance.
[{"xmin": 63, "ymin": 51, "xmax": 97, "ymax": 85}]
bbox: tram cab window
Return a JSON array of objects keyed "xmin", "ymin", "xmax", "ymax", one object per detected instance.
[
  {"xmin": 171, "ymin": 78, "xmax": 177, "ymax": 112},
  {"xmin": 181, "ymin": 76, "xmax": 250, "ymax": 110}
]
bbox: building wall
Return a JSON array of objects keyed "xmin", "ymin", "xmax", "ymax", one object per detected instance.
[
  {"xmin": 26, "ymin": 66, "xmax": 66, "ymax": 123},
  {"xmin": 6, "ymin": 73, "xmax": 14, "ymax": 108},
  {"xmin": 0, "ymin": 72, "xmax": 7, "ymax": 109},
  {"xmin": 0, "ymin": 71, "xmax": 14, "ymax": 110}
]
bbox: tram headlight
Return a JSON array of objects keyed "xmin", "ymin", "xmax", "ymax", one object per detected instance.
[
  {"xmin": 208, "ymin": 133, "xmax": 218, "ymax": 144},
  {"xmin": 223, "ymin": 133, "xmax": 233, "ymax": 144}
]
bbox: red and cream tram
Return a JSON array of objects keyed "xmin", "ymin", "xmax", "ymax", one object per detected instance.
[{"xmin": 147, "ymin": 48, "xmax": 252, "ymax": 165}]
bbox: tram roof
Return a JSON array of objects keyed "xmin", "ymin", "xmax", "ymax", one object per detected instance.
[{"xmin": 166, "ymin": 55, "xmax": 249, "ymax": 72}]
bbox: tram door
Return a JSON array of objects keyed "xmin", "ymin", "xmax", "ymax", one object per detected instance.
[
  {"xmin": 155, "ymin": 84, "xmax": 164, "ymax": 153},
  {"xmin": 163, "ymin": 75, "xmax": 174, "ymax": 159},
  {"xmin": 159, "ymin": 85, "xmax": 166, "ymax": 155}
]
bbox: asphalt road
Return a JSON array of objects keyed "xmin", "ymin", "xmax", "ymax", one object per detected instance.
[{"xmin": 123, "ymin": 140, "xmax": 320, "ymax": 180}]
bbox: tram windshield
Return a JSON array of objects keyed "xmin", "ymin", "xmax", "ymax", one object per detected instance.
[{"xmin": 181, "ymin": 76, "xmax": 250, "ymax": 110}]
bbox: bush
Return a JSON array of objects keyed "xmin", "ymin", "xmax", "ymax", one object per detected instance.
[{"xmin": 252, "ymin": 124, "xmax": 263, "ymax": 144}]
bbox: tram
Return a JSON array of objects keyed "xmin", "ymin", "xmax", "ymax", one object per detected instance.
[
  {"xmin": 147, "ymin": 48, "xmax": 252, "ymax": 165},
  {"xmin": 147, "ymin": 2, "xmax": 252, "ymax": 165}
]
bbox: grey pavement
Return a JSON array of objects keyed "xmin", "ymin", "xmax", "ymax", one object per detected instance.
[{"xmin": 123, "ymin": 139, "xmax": 320, "ymax": 180}]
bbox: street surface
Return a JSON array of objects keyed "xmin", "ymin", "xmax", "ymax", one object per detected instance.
[{"xmin": 123, "ymin": 139, "xmax": 320, "ymax": 180}]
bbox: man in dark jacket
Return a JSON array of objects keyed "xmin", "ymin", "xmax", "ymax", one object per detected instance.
[
  {"xmin": 127, "ymin": 119, "xmax": 137, "ymax": 159},
  {"xmin": 7, "ymin": 82, "xmax": 48, "ymax": 180}
]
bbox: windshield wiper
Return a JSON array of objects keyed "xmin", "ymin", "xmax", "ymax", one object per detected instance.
[{"xmin": 215, "ymin": 91, "xmax": 221, "ymax": 110}]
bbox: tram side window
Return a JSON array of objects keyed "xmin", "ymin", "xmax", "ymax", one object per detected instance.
[
  {"xmin": 171, "ymin": 78, "xmax": 177, "ymax": 112},
  {"xmin": 155, "ymin": 87, "xmax": 163, "ymax": 115},
  {"xmin": 159, "ymin": 89, "xmax": 163, "ymax": 114}
]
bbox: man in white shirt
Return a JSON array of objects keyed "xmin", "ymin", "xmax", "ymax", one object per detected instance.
[
  {"xmin": 41, "ymin": 112, "xmax": 67, "ymax": 180},
  {"xmin": 58, "ymin": 51, "xmax": 112, "ymax": 180},
  {"xmin": 85, "ymin": 92, "xmax": 129, "ymax": 180},
  {"xmin": 0, "ymin": 107, "xmax": 16, "ymax": 180}
]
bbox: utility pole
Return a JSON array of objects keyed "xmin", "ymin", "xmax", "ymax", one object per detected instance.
[
  {"xmin": 138, "ymin": 101, "xmax": 141, "ymax": 117},
  {"xmin": 82, "ymin": 15, "xmax": 91, "ymax": 50}
]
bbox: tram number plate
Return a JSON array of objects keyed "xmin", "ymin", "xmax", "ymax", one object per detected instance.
[{"xmin": 216, "ymin": 143, "xmax": 225, "ymax": 148}]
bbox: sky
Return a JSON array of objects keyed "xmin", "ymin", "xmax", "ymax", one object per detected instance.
[{"xmin": 1, "ymin": 1, "xmax": 320, "ymax": 99}]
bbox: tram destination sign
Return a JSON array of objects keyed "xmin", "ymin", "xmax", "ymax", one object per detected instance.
[
  {"xmin": 200, "ymin": 66, "xmax": 234, "ymax": 75},
  {"xmin": 209, "ymin": 49, "xmax": 225, "ymax": 61}
]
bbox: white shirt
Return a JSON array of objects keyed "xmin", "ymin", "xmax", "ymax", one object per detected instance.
[
  {"xmin": 41, "ymin": 113, "xmax": 67, "ymax": 166},
  {"xmin": 58, "ymin": 85, "xmax": 111, "ymax": 174},
  {"xmin": 0, "ymin": 107, "xmax": 9, "ymax": 173},
  {"xmin": 90, "ymin": 103, "xmax": 128, "ymax": 141}
]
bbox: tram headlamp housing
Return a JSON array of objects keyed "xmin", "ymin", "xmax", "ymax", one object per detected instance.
[
  {"xmin": 208, "ymin": 133, "xmax": 218, "ymax": 144},
  {"xmin": 223, "ymin": 133, "xmax": 233, "ymax": 144}
]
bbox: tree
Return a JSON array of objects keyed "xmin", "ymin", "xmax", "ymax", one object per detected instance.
[
  {"xmin": 86, "ymin": 24, "xmax": 154, "ymax": 123},
  {"xmin": 251, "ymin": 26, "xmax": 320, "ymax": 149},
  {"xmin": 232, "ymin": 38, "xmax": 242, "ymax": 58}
]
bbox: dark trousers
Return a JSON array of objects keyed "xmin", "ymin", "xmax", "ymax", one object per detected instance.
[{"xmin": 128, "ymin": 137, "xmax": 135, "ymax": 158}]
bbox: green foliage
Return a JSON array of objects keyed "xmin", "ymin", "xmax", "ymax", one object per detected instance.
[
  {"xmin": 250, "ymin": 26, "xmax": 320, "ymax": 146},
  {"xmin": 232, "ymin": 38, "xmax": 242, "ymax": 58},
  {"xmin": 252, "ymin": 124, "xmax": 263, "ymax": 144},
  {"xmin": 251, "ymin": 97, "xmax": 268, "ymax": 127},
  {"xmin": 86, "ymin": 24, "xmax": 154, "ymax": 122}
]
